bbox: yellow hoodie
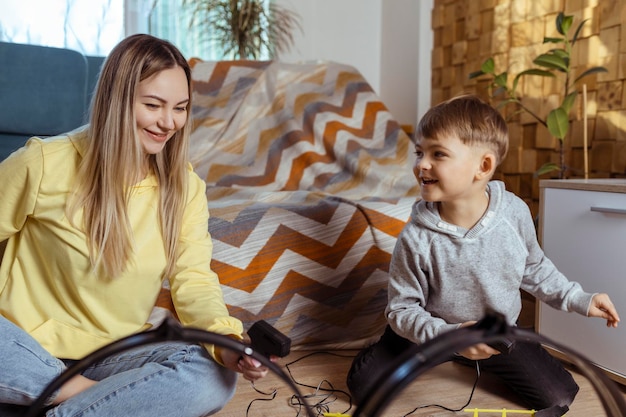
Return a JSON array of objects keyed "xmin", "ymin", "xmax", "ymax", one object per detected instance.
[{"xmin": 0, "ymin": 131, "xmax": 243, "ymax": 359}]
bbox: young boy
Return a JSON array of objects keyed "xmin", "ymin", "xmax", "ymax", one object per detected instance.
[{"xmin": 346, "ymin": 95, "xmax": 620, "ymax": 417}]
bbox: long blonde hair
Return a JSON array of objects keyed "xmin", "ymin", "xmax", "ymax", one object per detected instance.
[{"xmin": 68, "ymin": 34, "xmax": 193, "ymax": 279}]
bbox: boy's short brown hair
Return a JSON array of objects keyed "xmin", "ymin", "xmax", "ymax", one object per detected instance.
[{"xmin": 416, "ymin": 94, "xmax": 509, "ymax": 165}]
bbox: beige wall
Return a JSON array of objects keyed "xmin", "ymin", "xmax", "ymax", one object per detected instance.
[
  {"xmin": 276, "ymin": 0, "xmax": 421, "ymax": 127},
  {"xmin": 431, "ymin": 0, "xmax": 626, "ymax": 215}
]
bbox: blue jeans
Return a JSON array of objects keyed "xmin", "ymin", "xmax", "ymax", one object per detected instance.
[{"xmin": 0, "ymin": 316, "xmax": 237, "ymax": 417}]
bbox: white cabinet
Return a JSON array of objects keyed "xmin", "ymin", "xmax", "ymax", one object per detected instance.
[{"xmin": 537, "ymin": 179, "xmax": 626, "ymax": 385}]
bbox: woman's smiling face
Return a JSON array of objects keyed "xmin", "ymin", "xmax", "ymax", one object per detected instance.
[{"xmin": 134, "ymin": 66, "xmax": 189, "ymax": 156}]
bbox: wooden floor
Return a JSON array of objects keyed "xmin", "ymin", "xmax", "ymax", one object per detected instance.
[{"xmin": 216, "ymin": 350, "xmax": 626, "ymax": 417}]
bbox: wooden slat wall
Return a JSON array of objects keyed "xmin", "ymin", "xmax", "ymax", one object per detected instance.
[{"xmin": 431, "ymin": 0, "xmax": 626, "ymax": 215}]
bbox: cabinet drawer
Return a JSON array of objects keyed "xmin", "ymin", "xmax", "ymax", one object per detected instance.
[{"xmin": 538, "ymin": 186, "xmax": 626, "ymax": 383}]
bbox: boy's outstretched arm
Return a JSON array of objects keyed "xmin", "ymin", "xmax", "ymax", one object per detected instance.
[{"xmin": 588, "ymin": 293, "xmax": 620, "ymax": 328}]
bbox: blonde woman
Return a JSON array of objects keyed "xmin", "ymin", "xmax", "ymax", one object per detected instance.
[{"xmin": 0, "ymin": 34, "xmax": 267, "ymax": 417}]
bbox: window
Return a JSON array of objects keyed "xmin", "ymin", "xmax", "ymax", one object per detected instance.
[
  {"xmin": 0, "ymin": 0, "xmax": 124, "ymax": 56},
  {"xmin": 0, "ymin": 0, "xmax": 268, "ymax": 60},
  {"xmin": 146, "ymin": 1, "xmax": 225, "ymax": 60}
]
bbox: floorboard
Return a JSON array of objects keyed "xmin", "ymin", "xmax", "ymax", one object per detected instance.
[{"xmin": 216, "ymin": 350, "xmax": 626, "ymax": 417}]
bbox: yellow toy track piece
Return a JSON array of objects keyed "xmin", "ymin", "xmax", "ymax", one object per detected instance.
[{"xmin": 464, "ymin": 408, "xmax": 536, "ymax": 416}]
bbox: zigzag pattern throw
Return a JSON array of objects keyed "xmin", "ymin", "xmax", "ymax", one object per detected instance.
[{"xmin": 161, "ymin": 59, "xmax": 420, "ymax": 349}]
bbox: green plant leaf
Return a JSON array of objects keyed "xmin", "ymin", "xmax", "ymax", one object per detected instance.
[
  {"xmin": 469, "ymin": 70, "xmax": 486, "ymax": 79},
  {"xmin": 481, "ymin": 57, "xmax": 495, "ymax": 74},
  {"xmin": 562, "ymin": 15, "xmax": 574, "ymax": 34},
  {"xmin": 574, "ymin": 66, "xmax": 608, "ymax": 83},
  {"xmin": 562, "ymin": 92, "xmax": 577, "ymax": 114},
  {"xmin": 556, "ymin": 12, "xmax": 565, "ymax": 35},
  {"xmin": 543, "ymin": 37, "xmax": 564, "ymax": 44},
  {"xmin": 534, "ymin": 53, "xmax": 568, "ymax": 71},
  {"xmin": 551, "ymin": 49, "xmax": 569, "ymax": 59},
  {"xmin": 571, "ymin": 19, "xmax": 588, "ymax": 46},
  {"xmin": 494, "ymin": 72, "xmax": 508, "ymax": 88},
  {"xmin": 556, "ymin": 12, "xmax": 573, "ymax": 35},
  {"xmin": 517, "ymin": 68, "xmax": 555, "ymax": 78},
  {"xmin": 535, "ymin": 162, "xmax": 561, "ymax": 177},
  {"xmin": 511, "ymin": 76, "xmax": 519, "ymax": 93},
  {"xmin": 182, "ymin": 0, "xmax": 301, "ymax": 59},
  {"xmin": 547, "ymin": 107, "xmax": 569, "ymax": 139},
  {"xmin": 512, "ymin": 69, "xmax": 554, "ymax": 92}
]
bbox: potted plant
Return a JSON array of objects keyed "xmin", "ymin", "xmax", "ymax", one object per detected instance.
[
  {"xmin": 469, "ymin": 12, "xmax": 607, "ymax": 179},
  {"xmin": 182, "ymin": 0, "xmax": 302, "ymax": 60}
]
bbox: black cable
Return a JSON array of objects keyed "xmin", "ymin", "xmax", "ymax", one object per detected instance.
[
  {"xmin": 239, "ymin": 350, "xmax": 355, "ymax": 417},
  {"xmin": 401, "ymin": 360, "xmax": 481, "ymax": 416},
  {"xmin": 284, "ymin": 351, "xmax": 355, "ymax": 416},
  {"xmin": 246, "ymin": 381, "xmax": 278, "ymax": 417},
  {"xmin": 289, "ymin": 379, "xmax": 340, "ymax": 417},
  {"xmin": 283, "ymin": 350, "xmax": 482, "ymax": 417}
]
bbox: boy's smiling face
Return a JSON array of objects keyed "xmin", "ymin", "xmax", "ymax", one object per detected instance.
[{"xmin": 413, "ymin": 134, "xmax": 489, "ymax": 203}]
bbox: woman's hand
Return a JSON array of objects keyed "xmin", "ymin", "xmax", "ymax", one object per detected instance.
[
  {"xmin": 588, "ymin": 293, "xmax": 620, "ymax": 328},
  {"xmin": 220, "ymin": 347, "xmax": 274, "ymax": 382},
  {"xmin": 53, "ymin": 375, "xmax": 98, "ymax": 404}
]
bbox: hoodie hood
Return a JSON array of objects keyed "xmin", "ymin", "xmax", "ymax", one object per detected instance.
[{"xmin": 411, "ymin": 180, "xmax": 507, "ymax": 238}]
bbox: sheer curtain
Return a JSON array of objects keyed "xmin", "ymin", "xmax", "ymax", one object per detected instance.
[
  {"xmin": 0, "ymin": 0, "xmax": 248, "ymax": 60},
  {"xmin": 126, "ymin": 0, "xmax": 225, "ymax": 61},
  {"xmin": 0, "ymin": 0, "xmax": 124, "ymax": 56},
  {"xmin": 138, "ymin": 0, "xmax": 272, "ymax": 61}
]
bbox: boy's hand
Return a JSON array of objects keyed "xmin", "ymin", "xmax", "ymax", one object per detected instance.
[
  {"xmin": 457, "ymin": 320, "xmax": 500, "ymax": 360},
  {"xmin": 588, "ymin": 293, "xmax": 620, "ymax": 328},
  {"xmin": 457, "ymin": 343, "xmax": 501, "ymax": 360}
]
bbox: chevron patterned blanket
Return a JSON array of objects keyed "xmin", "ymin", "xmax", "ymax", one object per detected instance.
[{"xmin": 158, "ymin": 59, "xmax": 420, "ymax": 350}]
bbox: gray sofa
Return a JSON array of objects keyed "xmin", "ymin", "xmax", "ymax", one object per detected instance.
[{"xmin": 0, "ymin": 42, "xmax": 104, "ymax": 161}]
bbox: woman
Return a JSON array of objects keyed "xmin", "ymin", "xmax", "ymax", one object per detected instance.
[{"xmin": 0, "ymin": 34, "xmax": 267, "ymax": 417}]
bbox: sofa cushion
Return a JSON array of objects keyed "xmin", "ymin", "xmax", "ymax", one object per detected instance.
[
  {"xmin": 0, "ymin": 42, "xmax": 104, "ymax": 161},
  {"xmin": 0, "ymin": 42, "xmax": 88, "ymax": 136}
]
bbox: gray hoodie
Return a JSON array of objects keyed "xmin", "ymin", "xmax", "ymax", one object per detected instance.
[{"xmin": 386, "ymin": 180, "xmax": 593, "ymax": 345}]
